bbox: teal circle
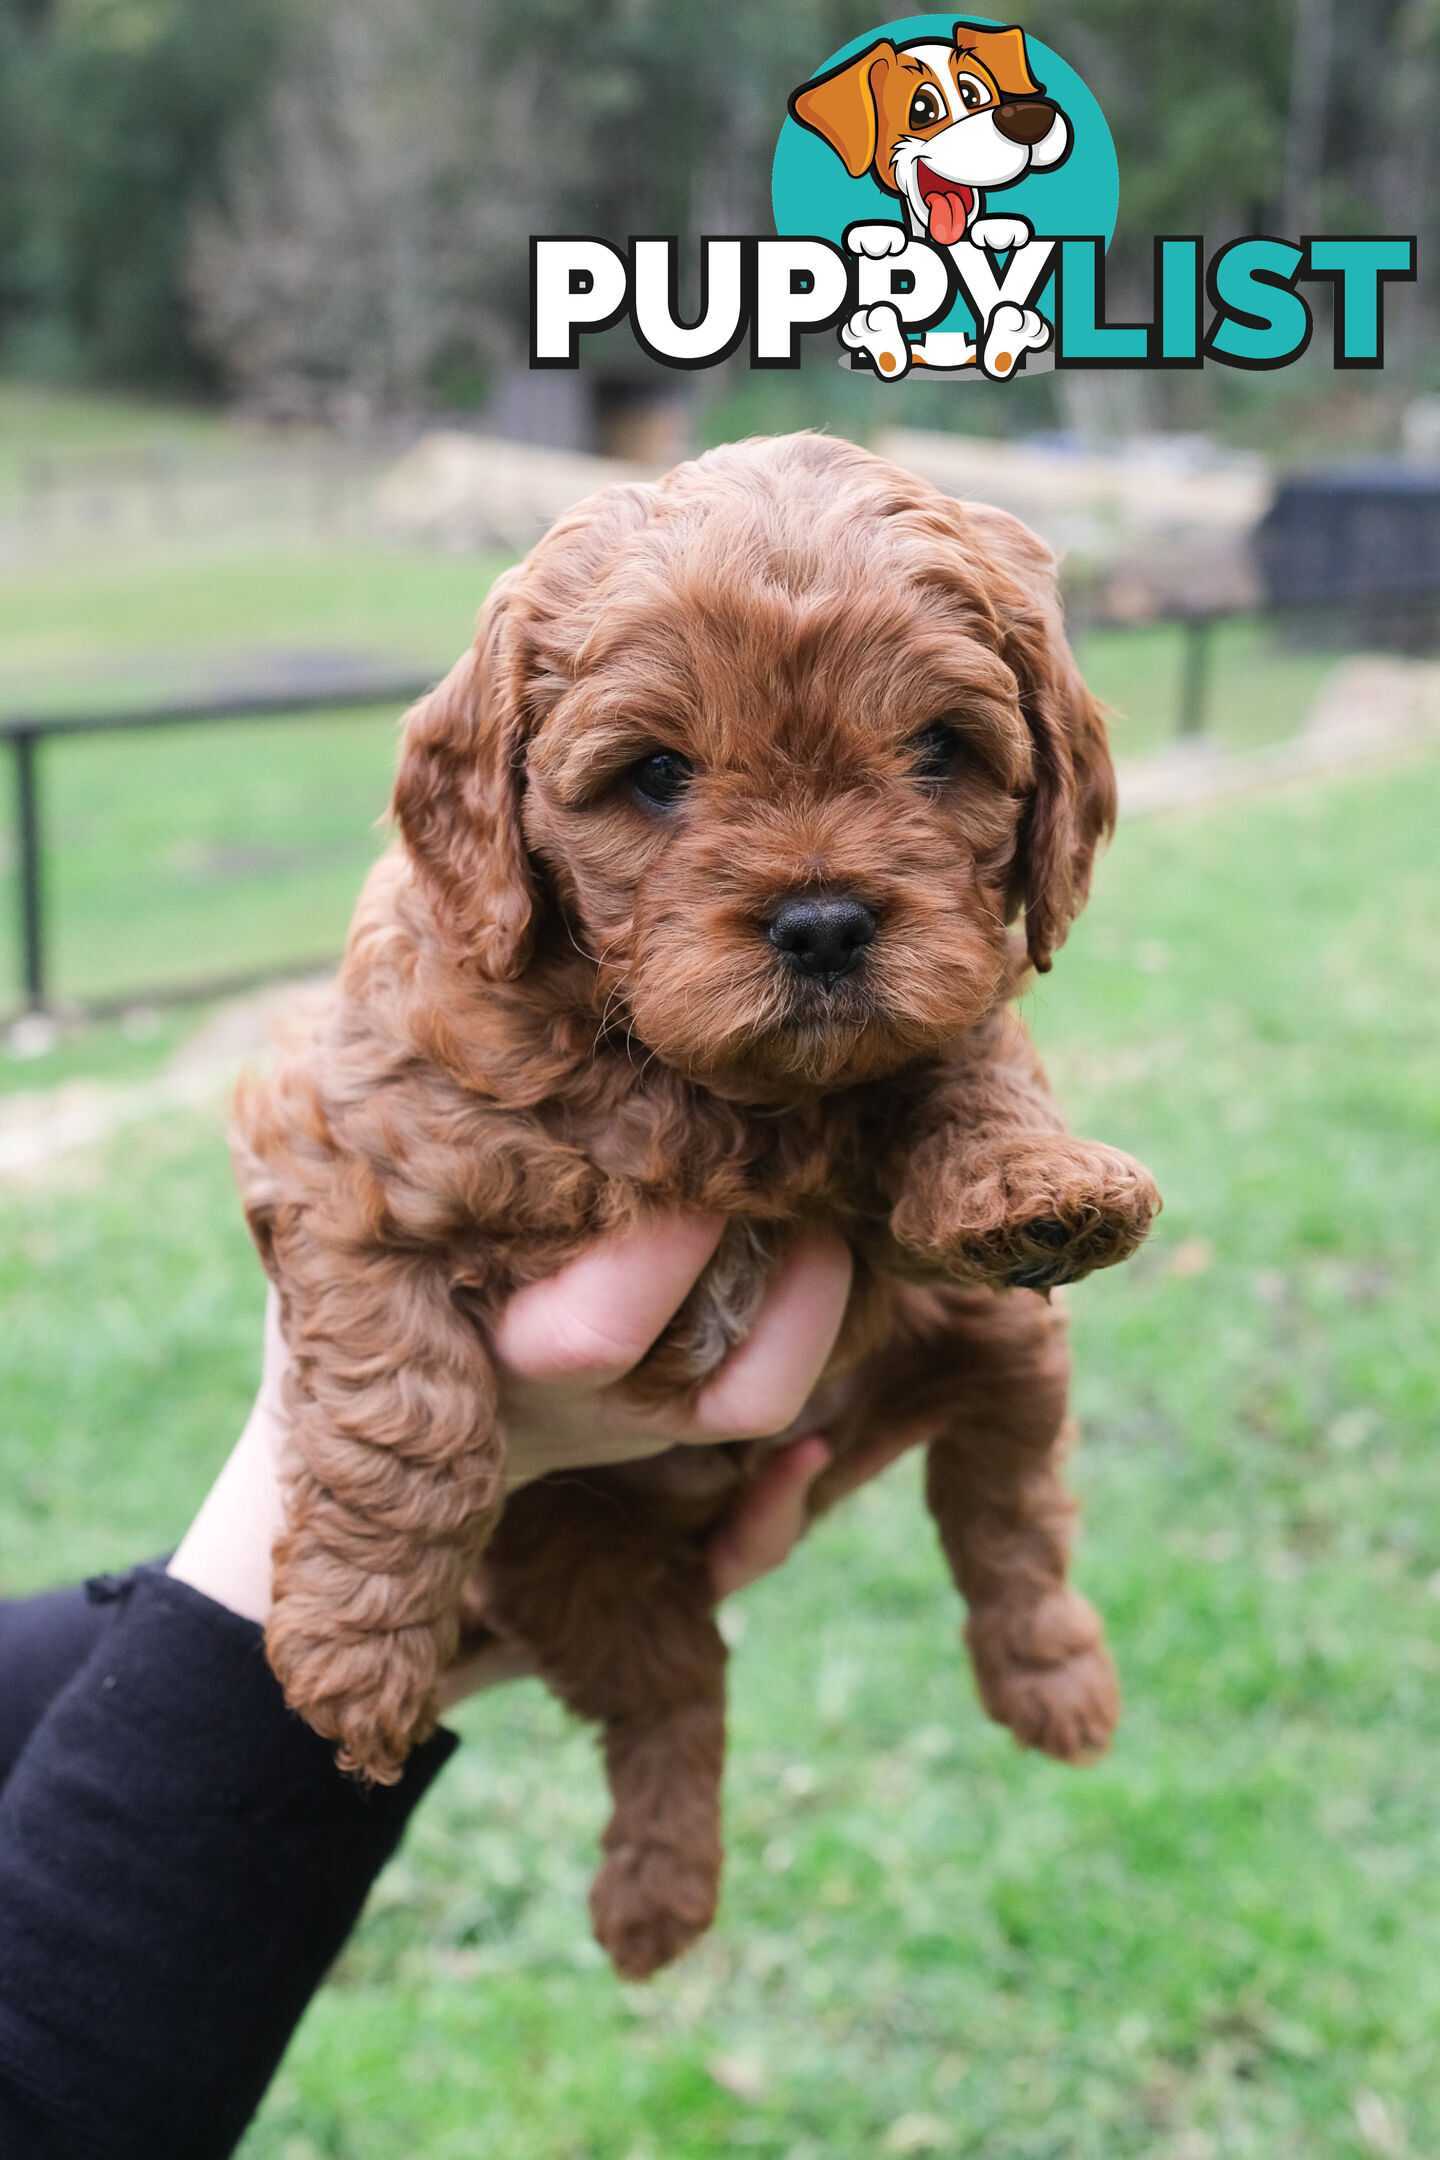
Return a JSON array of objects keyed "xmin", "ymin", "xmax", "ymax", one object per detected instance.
[{"xmin": 772, "ymin": 14, "xmax": 1118, "ymax": 337}]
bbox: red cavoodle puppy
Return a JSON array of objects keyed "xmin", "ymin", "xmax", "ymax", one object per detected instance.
[{"xmin": 232, "ymin": 432, "xmax": 1159, "ymax": 1981}]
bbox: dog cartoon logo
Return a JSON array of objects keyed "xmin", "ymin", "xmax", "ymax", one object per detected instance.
[
  {"xmin": 535, "ymin": 21, "xmax": 1413, "ymax": 384},
  {"xmin": 786, "ymin": 18, "xmax": 1080, "ymax": 381}
]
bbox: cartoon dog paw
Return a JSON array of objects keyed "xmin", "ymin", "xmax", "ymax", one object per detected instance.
[
  {"xmin": 843, "ymin": 221, "xmax": 910, "ymax": 261},
  {"xmin": 968, "ymin": 214, "xmax": 1035, "ymax": 255},
  {"xmin": 841, "ymin": 303, "xmax": 912, "ymax": 380},
  {"xmin": 979, "ymin": 301, "xmax": 1051, "ymax": 381}
]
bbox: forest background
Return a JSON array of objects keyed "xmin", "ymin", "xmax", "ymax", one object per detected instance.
[{"xmin": 0, "ymin": 0, "xmax": 1432, "ymax": 436}]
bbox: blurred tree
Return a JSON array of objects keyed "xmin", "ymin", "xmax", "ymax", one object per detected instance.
[
  {"xmin": 0, "ymin": 0, "xmax": 63, "ymax": 373},
  {"xmin": 188, "ymin": 0, "xmax": 531, "ymax": 416},
  {"xmin": 186, "ymin": 0, "xmax": 886, "ymax": 413},
  {"xmin": 0, "ymin": 0, "xmax": 288, "ymax": 386},
  {"xmin": 1029, "ymin": 0, "xmax": 1434, "ymax": 300},
  {"xmin": 1, "ymin": 0, "xmax": 1434, "ymax": 404}
]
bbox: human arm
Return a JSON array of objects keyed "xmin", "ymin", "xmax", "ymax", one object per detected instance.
[
  {"xmin": 168, "ymin": 1215, "xmax": 856, "ymax": 1629},
  {"xmin": 0, "ymin": 1215, "xmax": 895, "ymax": 2160}
]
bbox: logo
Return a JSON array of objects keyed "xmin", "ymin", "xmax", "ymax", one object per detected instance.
[
  {"xmin": 531, "ymin": 14, "xmax": 1417, "ymax": 380},
  {"xmin": 777, "ymin": 16, "xmax": 1105, "ymax": 380}
]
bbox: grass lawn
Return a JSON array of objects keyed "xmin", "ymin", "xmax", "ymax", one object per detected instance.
[
  {"xmin": 3, "ymin": 745, "xmax": 1439, "ymax": 2155},
  {"xmin": 1073, "ymin": 615, "xmax": 1339, "ymax": 762},
  {"xmin": 0, "ymin": 380, "xmax": 236, "ymax": 488},
  {"xmin": 0, "ymin": 539, "xmax": 509, "ymax": 714},
  {"xmin": 0, "ymin": 541, "xmax": 511, "ymax": 1012}
]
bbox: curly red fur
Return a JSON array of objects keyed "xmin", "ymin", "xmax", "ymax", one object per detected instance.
[{"xmin": 232, "ymin": 433, "xmax": 1158, "ymax": 1973}]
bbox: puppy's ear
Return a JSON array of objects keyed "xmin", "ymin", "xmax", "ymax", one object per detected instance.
[
  {"xmin": 954, "ymin": 23, "xmax": 1042, "ymax": 98},
  {"xmin": 969, "ymin": 504, "xmax": 1116, "ymax": 973},
  {"xmin": 392, "ymin": 566, "xmax": 536, "ymax": 980},
  {"xmin": 790, "ymin": 41, "xmax": 898, "ymax": 179}
]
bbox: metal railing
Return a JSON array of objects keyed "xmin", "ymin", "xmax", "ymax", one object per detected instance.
[
  {"xmin": 1174, "ymin": 612, "xmax": 1221, "ymax": 739},
  {"xmin": 3, "ymin": 675, "xmax": 434, "ymax": 1018},
  {"xmin": 0, "ymin": 615, "xmax": 1234, "ymax": 1024},
  {"xmin": 2, "ymin": 438, "xmax": 395, "ymax": 560}
]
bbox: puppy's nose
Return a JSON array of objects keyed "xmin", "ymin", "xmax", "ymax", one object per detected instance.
[
  {"xmin": 994, "ymin": 98, "xmax": 1056, "ymax": 145},
  {"xmin": 768, "ymin": 894, "xmax": 878, "ymax": 987}
]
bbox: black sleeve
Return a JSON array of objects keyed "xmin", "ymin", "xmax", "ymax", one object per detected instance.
[
  {"xmin": 0, "ymin": 1568, "xmax": 456, "ymax": 2160},
  {"xmin": 0, "ymin": 1583, "xmax": 112, "ymax": 1789}
]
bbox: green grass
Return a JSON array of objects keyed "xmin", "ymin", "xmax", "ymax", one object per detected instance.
[
  {"xmin": 0, "ymin": 540, "xmax": 507, "ymax": 714},
  {"xmin": 0, "ymin": 380, "xmax": 234, "ymax": 488},
  {"xmin": 1072, "ymin": 615, "xmax": 1340, "ymax": 762},
  {"xmin": 4, "ymin": 747, "xmax": 1440, "ymax": 2155},
  {"xmin": 0, "ymin": 542, "xmax": 511, "ymax": 1013},
  {"xmin": 31, "ymin": 707, "xmax": 406, "ymax": 1002}
]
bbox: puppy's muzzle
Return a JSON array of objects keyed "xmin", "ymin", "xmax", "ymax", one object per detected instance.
[
  {"xmin": 767, "ymin": 894, "xmax": 878, "ymax": 991},
  {"xmin": 994, "ymin": 98, "xmax": 1057, "ymax": 146}
]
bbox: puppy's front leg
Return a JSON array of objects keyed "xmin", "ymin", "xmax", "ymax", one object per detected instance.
[
  {"xmin": 266, "ymin": 1233, "xmax": 502, "ymax": 1785},
  {"xmin": 888, "ymin": 1009, "xmax": 1159, "ymax": 1292},
  {"xmin": 921, "ymin": 1288, "xmax": 1118, "ymax": 1762},
  {"xmin": 811, "ymin": 1287, "xmax": 1116, "ymax": 1762}
]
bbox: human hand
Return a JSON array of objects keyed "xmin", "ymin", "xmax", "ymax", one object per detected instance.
[
  {"xmin": 168, "ymin": 1215, "xmax": 859, "ymax": 1639},
  {"xmin": 492, "ymin": 1214, "xmax": 853, "ymax": 1486}
]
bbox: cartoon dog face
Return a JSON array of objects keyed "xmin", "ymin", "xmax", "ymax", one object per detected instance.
[{"xmin": 791, "ymin": 20, "xmax": 1071, "ymax": 246}]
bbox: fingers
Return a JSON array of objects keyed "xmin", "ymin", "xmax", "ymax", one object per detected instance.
[
  {"xmin": 708, "ymin": 1434, "xmax": 831, "ymax": 1599},
  {"xmin": 706, "ymin": 1417, "xmax": 920, "ymax": 1603},
  {"xmin": 688, "ymin": 1228, "xmax": 853, "ymax": 1440},
  {"xmin": 497, "ymin": 1217, "xmax": 853, "ymax": 1485},
  {"xmin": 493, "ymin": 1212, "xmax": 726, "ymax": 1388}
]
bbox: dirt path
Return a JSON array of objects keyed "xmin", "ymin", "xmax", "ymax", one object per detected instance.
[
  {"xmin": 1117, "ymin": 656, "xmax": 1440, "ymax": 817},
  {"xmin": 0, "ymin": 981, "xmax": 319, "ymax": 1182}
]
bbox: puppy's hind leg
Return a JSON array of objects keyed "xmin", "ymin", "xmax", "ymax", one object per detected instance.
[{"xmin": 483, "ymin": 1479, "xmax": 728, "ymax": 1981}]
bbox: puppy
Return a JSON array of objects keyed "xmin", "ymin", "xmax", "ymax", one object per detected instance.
[
  {"xmin": 233, "ymin": 434, "xmax": 1159, "ymax": 1981},
  {"xmin": 791, "ymin": 21, "xmax": 1070, "ymax": 379}
]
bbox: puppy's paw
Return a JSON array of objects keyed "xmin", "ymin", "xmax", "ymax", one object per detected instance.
[
  {"xmin": 840, "ymin": 303, "xmax": 912, "ymax": 378},
  {"xmin": 966, "ymin": 1590, "xmax": 1118, "ymax": 1763},
  {"xmin": 590, "ymin": 1842, "xmax": 719, "ymax": 1981},
  {"xmin": 282, "ymin": 1677, "xmax": 432, "ymax": 1788},
  {"xmin": 844, "ymin": 219, "xmax": 910, "ymax": 260},
  {"xmin": 890, "ymin": 1134, "xmax": 1159, "ymax": 1292},
  {"xmin": 979, "ymin": 301, "xmax": 1050, "ymax": 380},
  {"xmin": 968, "ymin": 214, "xmax": 1033, "ymax": 254},
  {"xmin": 266, "ymin": 1612, "xmax": 437, "ymax": 1787}
]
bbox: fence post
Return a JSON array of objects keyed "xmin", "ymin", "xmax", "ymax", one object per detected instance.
[
  {"xmin": 12, "ymin": 732, "xmax": 46, "ymax": 1012},
  {"xmin": 1178, "ymin": 614, "xmax": 1216, "ymax": 738}
]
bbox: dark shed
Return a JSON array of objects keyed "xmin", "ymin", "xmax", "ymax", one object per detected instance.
[{"xmin": 1255, "ymin": 464, "xmax": 1440, "ymax": 645}]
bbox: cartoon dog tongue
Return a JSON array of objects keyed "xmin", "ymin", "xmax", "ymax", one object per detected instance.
[{"xmin": 926, "ymin": 183, "xmax": 973, "ymax": 246}]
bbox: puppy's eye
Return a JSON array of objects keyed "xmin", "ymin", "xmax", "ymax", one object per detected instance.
[
  {"xmin": 629, "ymin": 749, "xmax": 694, "ymax": 808},
  {"xmin": 956, "ymin": 74, "xmax": 989, "ymax": 112},
  {"xmin": 908, "ymin": 86, "xmax": 943, "ymax": 128},
  {"xmin": 909, "ymin": 722, "xmax": 961, "ymax": 784}
]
